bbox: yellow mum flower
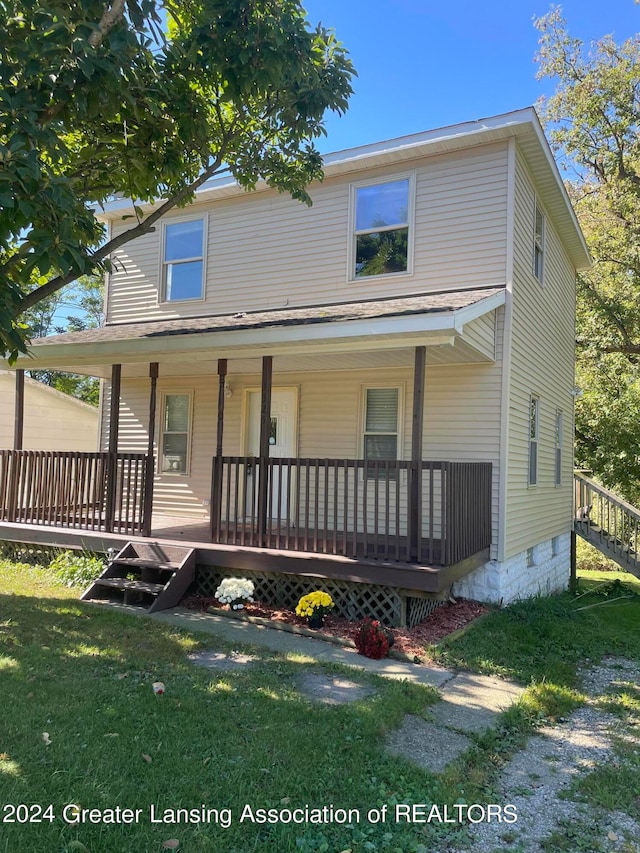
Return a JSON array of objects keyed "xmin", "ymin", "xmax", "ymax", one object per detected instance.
[{"xmin": 295, "ymin": 590, "xmax": 334, "ymax": 618}]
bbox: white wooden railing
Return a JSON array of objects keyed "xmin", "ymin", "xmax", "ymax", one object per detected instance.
[{"xmin": 574, "ymin": 471, "xmax": 640, "ymax": 577}]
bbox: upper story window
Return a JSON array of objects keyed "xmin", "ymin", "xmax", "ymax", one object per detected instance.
[
  {"xmin": 162, "ymin": 217, "xmax": 206, "ymax": 301},
  {"xmin": 528, "ymin": 396, "xmax": 539, "ymax": 486},
  {"xmin": 352, "ymin": 178, "xmax": 412, "ymax": 279},
  {"xmin": 533, "ymin": 200, "xmax": 545, "ymax": 283}
]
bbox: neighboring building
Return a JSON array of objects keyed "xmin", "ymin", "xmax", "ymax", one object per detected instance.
[
  {"xmin": 0, "ymin": 108, "xmax": 590, "ymax": 608},
  {"xmin": 0, "ymin": 371, "xmax": 98, "ymax": 451}
]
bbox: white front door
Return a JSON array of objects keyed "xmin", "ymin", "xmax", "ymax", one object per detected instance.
[{"xmin": 244, "ymin": 388, "xmax": 298, "ymax": 520}]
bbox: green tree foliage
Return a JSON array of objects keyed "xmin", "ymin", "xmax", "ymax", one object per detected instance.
[
  {"xmin": 21, "ymin": 275, "xmax": 103, "ymax": 338},
  {"xmin": 22, "ymin": 275, "xmax": 103, "ymax": 405},
  {"xmin": 355, "ymin": 228, "xmax": 409, "ymax": 278},
  {"xmin": 0, "ymin": 0, "xmax": 354, "ymax": 359},
  {"xmin": 535, "ymin": 7, "xmax": 640, "ymax": 501}
]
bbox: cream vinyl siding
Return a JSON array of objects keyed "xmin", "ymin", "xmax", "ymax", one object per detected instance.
[
  {"xmin": 106, "ymin": 142, "xmax": 509, "ymax": 324},
  {"xmin": 461, "ymin": 312, "xmax": 496, "ymax": 362},
  {"xmin": 101, "ymin": 375, "xmax": 216, "ymax": 518},
  {"xmin": 104, "ymin": 345, "xmax": 502, "ymax": 557},
  {"xmin": 423, "ymin": 308, "xmax": 504, "ymax": 558},
  {"xmin": 0, "ymin": 372, "xmax": 98, "ymax": 451},
  {"xmin": 505, "ymin": 151, "xmax": 576, "ymax": 557}
]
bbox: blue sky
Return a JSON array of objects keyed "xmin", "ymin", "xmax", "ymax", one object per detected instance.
[{"xmin": 303, "ymin": 0, "xmax": 639, "ymax": 153}]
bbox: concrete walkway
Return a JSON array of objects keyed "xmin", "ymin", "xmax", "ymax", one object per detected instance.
[
  {"xmin": 151, "ymin": 606, "xmax": 455, "ymax": 687},
  {"xmin": 150, "ymin": 606, "xmax": 525, "ymax": 773},
  {"xmin": 95, "ymin": 602, "xmax": 525, "ymax": 773}
]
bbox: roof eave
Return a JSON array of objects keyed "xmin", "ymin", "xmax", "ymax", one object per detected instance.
[
  {"xmin": 96, "ymin": 107, "xmax": 590, "ymax": 271},
  {"xmin": 4, "ymin": 291, "xmax": 505, "ymax": 373},
  {"xmin": 98, "ymin": 108, "xmax": 540, "ymax": 219}
]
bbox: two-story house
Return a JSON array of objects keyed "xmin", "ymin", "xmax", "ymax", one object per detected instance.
[{"xmin": 0, "ymin": 107, "xmax": 590, "ymax": 623}]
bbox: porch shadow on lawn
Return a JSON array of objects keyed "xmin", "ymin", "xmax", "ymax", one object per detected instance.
[{"xmin": 0, "ymin": 588, "xmax": 452, "ymax": 853}]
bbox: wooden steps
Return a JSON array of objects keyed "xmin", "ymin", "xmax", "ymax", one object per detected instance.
[
  {"xmin": 577, "ymin": 523, "xmax": 640, "ymax": 577},
  {"xmin": 574, "ymin": 472, "xmax": 640, "ymax": 579},
  {"xmin": 81, "ymin": 542, "xmax": 196, "ymax": 613},
  {"xmin": 95, "ymin": 578, "xmax": 167, "ymax": 595},
  {"xmin": 111, "ymin": 557, "xmax": 182, "ymax": 571}
]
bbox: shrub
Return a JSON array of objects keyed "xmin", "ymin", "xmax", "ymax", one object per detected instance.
[
  {"xmin": 576, "ymin": 539, "xmax": 620, "ymax": 573},
  {"xmin": 49, "ymin": 550, "xmax": 105, "ymax": 588}
]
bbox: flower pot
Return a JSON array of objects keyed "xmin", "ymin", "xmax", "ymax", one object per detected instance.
[{"xmin": 308, "ymin": 613, "xmax": 324, "ymax": 629}]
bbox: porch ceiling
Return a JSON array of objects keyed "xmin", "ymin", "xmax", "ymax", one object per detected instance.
[
  {"xmin": 4, "ymin": 286, "xmax": 505, "ymax": 378},
  {"xmin": 28, "ymin": 340, "xmax": 496, "ymax": 380}
]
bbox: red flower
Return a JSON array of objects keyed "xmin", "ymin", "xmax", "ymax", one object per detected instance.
[{"xmin": 354, "ymin": 618, "xmax": 391, "ymax": 660}]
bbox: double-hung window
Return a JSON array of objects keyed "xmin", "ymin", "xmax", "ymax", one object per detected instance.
[
  {"xmin": 352, "ymin": 178, "xmax": 411, "ymax": 279},
  {"xmin": 529, "ymin": 396, "xmax": 539, "ymax": 486},
  {"xmin": 533, "ymin": 200, "xmax": 545, "ymax": 282},
  {"xmin": 363, "ymin": 387, "xmax": 400, "ymax": 477},
  {"xmin": 163, "ymin": 218, "xmax": 205, "ymax": 301},
  {"xmin": 555, "ymin": 410, "xmax": 563, "ymax": 486},
  {"xmin": 161, "ymin": 393, "xmax": 192, "ymax": 473}
]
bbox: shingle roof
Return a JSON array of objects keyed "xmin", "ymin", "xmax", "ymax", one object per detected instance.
[{"xmin": 32, "ymin": 286, "xmax": 504, "ymax": 347}]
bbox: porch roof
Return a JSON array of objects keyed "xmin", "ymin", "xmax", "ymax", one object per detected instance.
[{"xmin": 11, "ymin": 286, "xmax": 505, "ymax": 376}]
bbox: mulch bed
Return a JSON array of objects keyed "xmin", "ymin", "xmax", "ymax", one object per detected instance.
[{"xmin": 182, "ymin": 595, "xmax": 488, "ymax": 661}]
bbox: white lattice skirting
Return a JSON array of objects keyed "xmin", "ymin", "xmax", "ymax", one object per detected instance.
[{"xmin": 196, "ymin": 567, "xmax": 444, "ymax": 628}]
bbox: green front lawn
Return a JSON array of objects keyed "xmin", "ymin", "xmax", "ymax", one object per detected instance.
[
  {"xmin": 2, "ymin": 560, "xmax": 639, "ymax": 853},
  {"xmin": 0, "ymin": 562, "xmax": 474, "ymax": 853},
  {"xmin": 432, "ymin": 569, "xmax": 640, "ymax": 689}
]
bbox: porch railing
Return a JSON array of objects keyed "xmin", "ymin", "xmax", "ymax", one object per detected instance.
[
  {"xmin": 210, "ymin": 457, "xmax": 492, "ymax": 566},
  {"xmin": 0, "ymin": 450, "xmax": 150, "ymax": 536},
  {"xmin": 574, "ymin": 471, "xmax": 640, "ymax": 575}
]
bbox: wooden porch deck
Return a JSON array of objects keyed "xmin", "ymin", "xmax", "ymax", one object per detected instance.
[{"xmin": 0, "ymin": 514, "xmax": 488, "ymax": 594}]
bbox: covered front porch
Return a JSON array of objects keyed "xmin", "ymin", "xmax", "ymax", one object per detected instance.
[
  {"xmin": 1, "ymin": 288, "xmax": 502, "ymax": 592},
  {"xmin": 0, "ymin": 447, "xmax": 491, "ymax": 593}
]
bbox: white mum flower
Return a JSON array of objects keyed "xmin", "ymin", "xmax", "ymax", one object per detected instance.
[{"xmin": 215, "ymin": 577, "xmax": 255, "ymax": 604}]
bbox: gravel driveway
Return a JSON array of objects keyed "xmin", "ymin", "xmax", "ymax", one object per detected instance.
[{"xmin": 453, "ymin": 658, "xmax": 640, "ymax": 853}]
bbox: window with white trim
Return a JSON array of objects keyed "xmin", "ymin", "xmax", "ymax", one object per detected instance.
[
  {"xmin": 529, "ymin": 396, "xmax": 539, "ymax": 486},
  {"xmin": 555, "ymin": 410, "xmax": 563, "ymax": 486},
  {"xmin": 160, "ymin": 393, "xmax": 192, "ymax": 473},
  {"xmin": 533, "ymin": 199, "xmax": 545, "ymax": 282},
  {"xmin": 163, "ymin": 218, "xmax": 205, "ymax": 301},
  {"xmin": 363, "ymin": 387, "xmax": 400, "ymax": 475},
  {"xmin": 352, "ymin": 178, "xmax": 411, "ymax": 279}
]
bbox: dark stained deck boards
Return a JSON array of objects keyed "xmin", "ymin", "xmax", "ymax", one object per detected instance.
[
  {"xmin": 95, "ymin": 577, "xmax": 166, "ymax": 595},
  {"xmin": 114, "ymin": 557, "xmax": 181, "ymax": 571},
  {"xmin": 0, "ymin": 516, "xmax": 487, "ymax": 594}
]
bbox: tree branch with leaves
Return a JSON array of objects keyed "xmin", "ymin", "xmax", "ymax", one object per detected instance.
[
  {"xmin": 0, "ymin": 0, "xmax": 355, "ymax": 360},
  {"xmin": 535, "ymin": 5, "xmax": 640, "ymax": 500}
]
